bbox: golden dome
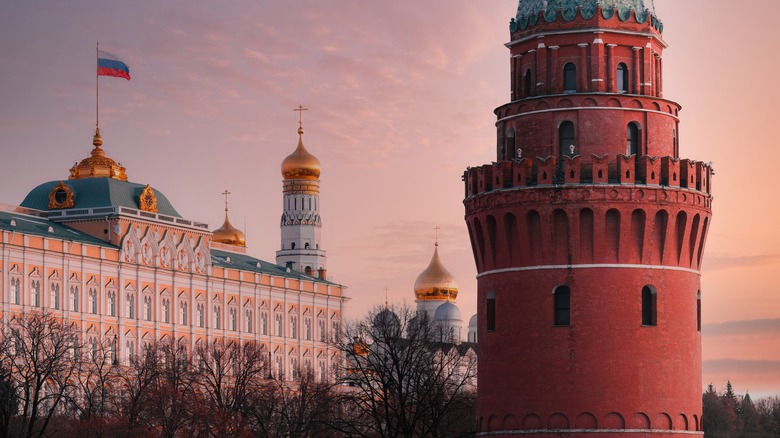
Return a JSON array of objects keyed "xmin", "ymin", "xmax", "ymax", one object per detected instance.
[
  {"xmin": 212, "ymin": 214, "xmax": 246, "ymax": 247},
  {"xmin": 414, "ymin": 242, "xmax": 458, "ymax": 302},
  {"xmin": 212, "ymin": 190, "xmax": 245, "ymax": 247},
  {"xmin": 281, "ymin": 126, "xmax": 321, "ymax": 180},
  {"xmin": 69, "ymin": 128, "xmax": 128, "ymax": 181}
]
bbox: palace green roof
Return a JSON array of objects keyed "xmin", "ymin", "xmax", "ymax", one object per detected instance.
[
  {"xmin": 211, "ymin": 249, "xmax": 336, "ymax": 285},
  {"xmin": 20, "ymin": 178, "xmax": 181, "ymax": 217},
  {"xmin": 0, "ymin": 210, "xmax": 114, "ymax": 248}
]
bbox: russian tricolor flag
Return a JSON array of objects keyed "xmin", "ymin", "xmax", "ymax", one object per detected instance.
[{"xmin": 97, "ymin": 50, "xmax": 130, "ymax": 80}]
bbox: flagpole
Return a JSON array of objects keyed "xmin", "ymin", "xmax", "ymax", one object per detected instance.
[{"xmin": 96, "ymin": 41, "xmax": 99, "ymax": 131}]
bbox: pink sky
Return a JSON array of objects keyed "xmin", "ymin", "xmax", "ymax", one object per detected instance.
[{"xmin": 1, "ymin": 0, "xmax": 778, "ymax": 396}]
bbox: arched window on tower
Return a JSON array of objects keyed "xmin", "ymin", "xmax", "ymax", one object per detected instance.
[
  {"xmin": 506, "ymin": 128, "xmax": 516, "ymax": 161},
  {"xmin": 559, "ymin": 121, "xmax": 575, "ymax": 158},
  {"xmin": 642, "ymin": 286, "xmax": 657, "ymax": 326},
  {"xmin": 524, "ymin": 69, "xmax": 533, "ymax": 98},
  {"xmin": 627, "ymin": 122, "xmax": 640, "ymax": 156},
  {"xmin": 554, "ymin": 286, "xmax": 571, "ymax": 326},
  {"xmin": 617, "ymin": 63, "xmax": 629, "ymax": 93},
  {"xmin": 486, "ymin": 291, "xmax": 496, "ymax": 332},
  {"xmin": 563, "ymin": 63, "xmax": 577, "ymax": 93},
  {"xmin": 697, "ymin": 291, "xmax": 701, "ymax": 332}
]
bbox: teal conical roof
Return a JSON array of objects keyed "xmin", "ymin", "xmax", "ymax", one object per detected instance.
[
  {"xmin": 516, "ymin": 0, "xmax": 655, "ymax": 19},
  {"xmin": 512, "ymin": 0, "xmax": 661, "ymax": 32}
]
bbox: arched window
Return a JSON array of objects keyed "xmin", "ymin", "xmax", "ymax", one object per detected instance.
[
  {"xmin": 563, "ymin": 63, "xmax": 577, "ymax": 92},
  {"xmin": 627, "ymin": 122, "xmax": 640, "ymax": 156},
  {"xmin": 486, "ymin": 291, "xmax": 496, "ymax": 332},
  {"xmin": 554, "ymin": 286, "xmax": 571, "ymax": 326},
  {"xmin": 642, "ymin": 286, "xmax": 657, "ymax": 326},
  {"xmin": 524, "ymin": 70, "xmax": 533, "ymax": 98},
  {"xmin": 697, "ymin": 291, "xmax": 701, "ymax": 332},
  {"xmin": 559, "ymin": 121, "xmax": 575, "ymax": 158},
  {"xmin": 291, "ymin": 242, "xmax": 296, "ymax": 250},
  {"xmin": 506, "ymin": 128, "xmax": 516, "ymax": 161},
  {"xmin": 617, "ymin": 63, "xmax": 629, "ymax": 93}
]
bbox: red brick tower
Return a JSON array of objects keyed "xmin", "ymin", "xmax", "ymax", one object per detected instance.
[{"xmin": 463, "ymin": 1, "xmax": 712, "ymax": 436}]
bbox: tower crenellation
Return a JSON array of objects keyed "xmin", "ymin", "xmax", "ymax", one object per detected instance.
[{"xmin": 464, "ymin": 1, "xmax": 712, "ymax": 436}]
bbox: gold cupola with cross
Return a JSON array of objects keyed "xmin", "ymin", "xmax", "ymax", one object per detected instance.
[{"xmin": 212, "ymin": 189, "xmax": 246, "ymax": 247}]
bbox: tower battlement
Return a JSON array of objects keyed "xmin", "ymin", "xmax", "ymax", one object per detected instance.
[{"xmin": 464, "ymin": 154, "xmax": 713, "ymax": 199}]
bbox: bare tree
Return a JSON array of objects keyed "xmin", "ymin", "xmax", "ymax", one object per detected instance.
[
  {"xmin": 0, "ymin": 311, "xmax": 81, "ymax": 438},
  {"xmin": 332, "ymin": 304, "xmax": 477, "ymax": 437},
  {"xmin": 191, "ymin": 340, "xmax": 267, "ymax": 437},
  {"xmin": 244, "ymin": 367, "xmax": 337, "ymax": 438},
  {"xmin": 111, "ymin": 342, "xmax": 162, "ymax": 438},
  {"xmin": 142, "ymin": 338, "xmax": 196, "ymax": 438}
]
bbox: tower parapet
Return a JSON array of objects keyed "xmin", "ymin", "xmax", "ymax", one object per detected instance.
[{"xmin": 464, "ymin": 2, "xmax": 711, "ymax": 436}]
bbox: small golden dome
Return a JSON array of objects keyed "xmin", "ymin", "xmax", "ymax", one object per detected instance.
[
  {"xmin": 69, "ymin": 128, "xmax": 128, "ymax": 181},
  {"xmin": 414, "ymin": 243, "xmax": 458, "ymax": 302},
  {"xmin": 281, "ymin": 126, "xmax": 321, "ymax": 180},
  {"xmin": 212, "ymin": 214, "xmax": 246, "ymax": 247},
  {"xmin": 212, "ymin": 190, "xmax": 245, "ymax": 247}
]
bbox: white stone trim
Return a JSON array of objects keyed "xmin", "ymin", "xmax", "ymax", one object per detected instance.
[
  {"xmin": 477, "ymin": 264, "xmax": 701, "ymax": 279},
  {"xmin": 478, "ymin": 429, "xmax": 702, "ymax": 436},
  {"xmin": 497, "ymin": 105, "xmax": 679, "ymax": 123}
]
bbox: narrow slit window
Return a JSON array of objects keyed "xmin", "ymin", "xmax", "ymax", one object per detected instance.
[
  {"xmin": 563, "ymin": 63, "xmax": 577, "ymax": 92},
  {"xmin": 554, "ymin": 286, "xmax": 571, "ymax": 326},
  {"xmin": 617, "ymin": 63, "xmax": 629, "ymax": 93},
  {"xmin": 642, "ymin": 286, "xmax": 657, "ymax": 326},
  {"xmin": 486, "ymin": 291, "xmax": 496, "ymax": 332}
]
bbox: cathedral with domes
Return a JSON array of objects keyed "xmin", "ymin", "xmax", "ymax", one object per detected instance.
[
  {"xmin": 413, "ymin": 239, "xmax": 477, "ymax": 344},
  {"xmin": 0, "ymin": 115, "xmax": 347, "ymax": 383}
]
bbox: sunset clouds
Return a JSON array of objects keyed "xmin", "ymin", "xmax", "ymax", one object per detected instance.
[{"xmin": 0, "ymin": 0, "xmax": 778, "ymax": 394}]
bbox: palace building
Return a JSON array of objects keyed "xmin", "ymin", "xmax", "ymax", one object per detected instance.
[
  {"xmin": 0, "ymin": 119, "xmax": 347, "ymax": 383},
  {"xmin": 464, "ymin": 1, "xmax": 712, "ymax": 436}
]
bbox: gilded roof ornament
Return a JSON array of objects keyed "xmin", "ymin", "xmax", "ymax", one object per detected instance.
[
  {"xmin": 212, "ymin": 189, "xmax": 246, "ymax": 247},
  {"xmin": 281, "ymin": 106, "xmax": 321, "ymax": 181},
  {"xmin": 138, "ymin": 184, "xmax": 158, "ymax": 213},
  {"xmin": 414, "ymin": 238, "xmax": 459, "ymax": 302},
  {"xmin": 48, "ymin": 181, "xmax": 75, "ymax": 209},
  {"xmin": 69, "ymin": 128, "xmax": 128, "ymax": 181}
]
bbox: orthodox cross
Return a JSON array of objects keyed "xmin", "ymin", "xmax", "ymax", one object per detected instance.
[
  {"xmin": 294, "ymin": 105, "xmax": 309, "ymax": 128},
  {"xmin": 384, "ymin": 287, "xmax": 390, "ymax": 308},
  {"xmin": 434, "ymin": 225, "xmax": 441, "ymax": 246},
  {"xmin": 222, "ymin": 189, "xmax": 231, "ymax": 213}
]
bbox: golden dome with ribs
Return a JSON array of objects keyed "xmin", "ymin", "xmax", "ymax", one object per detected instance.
[
  {"xmin": 69, "ymin": 128, "xmax": 128, "ymax": 181},
  {"xmin": 281, "ymin": 127, "xmax": 321, "ymax": 180},
  {"xmin": 414, "ymin": 243, "xmax": 458, "ymax": 302}
]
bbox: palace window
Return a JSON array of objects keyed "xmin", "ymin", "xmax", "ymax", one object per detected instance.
[
  {"xmin": 51, "ymin": 283, "xmax": 60, "ymax": 310},
  {"xmin": 31, "ymin": 280, "xmax": 41, "ymax": 307},
  {"xmin": 70, "ymin": 285, "xmax": 79, "ymax": 311},
  {"xmin": 261, "ymin": 311, "xmax": 268, "ymax": 335},
  {"xmin": 290, "ymin": 315, "xmax": 298, "ymax": 339},
  {"xmin": 276, "ymin": 313, "xmax": 283, "ymax": 337},
  {"xmin": 162, "ymin": 299, "xmax": 170, "ymax": 323},
  {"xmin": 563, "ymin": 63, "xmax": 577, "ymax": 92},
  {"xmin": 304, "ymin": 317, "xmax": 312, "ymax": 340},
  {"xmin": 554, "ymin": 286, "xmax": 571, "ymax": 326},
  {"xmin": 246, "ymin": 309, "xmax": 254, "ymax": 333},
  {"xmin": 214, "ymin": 305, "xmax": 222, "ymax": 329},
  {"xmin": 197, "ymin": 303, "xmax": 204, "ymax": 328},
  {"xmin": 319, "ymin": 319, "xmax": 327, "ymax": 342},
  {"xmin": 107, "ymin": 290, "xmax": 116, "ymax": 317},
  {"xmin": 144, "ymin": 296, "xmax": 152, "ymax": 321},
  {"xmin": 88, "ymin": 288, "xmax": 98, "ymax": 314},
  {"xmin": 127, "ymin": 294, "xmax": 135, "ymax": 319},
  {"xmin": 10, "ymin": 277, "xmax": 21, "ymax": 305},
  {"xmin": 230, "ymin": 307, "xmax": 238, "ymax": 331},
  {"xmin": 180, "ymin": 302, "xmax": 188, "ymax": 325}
]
